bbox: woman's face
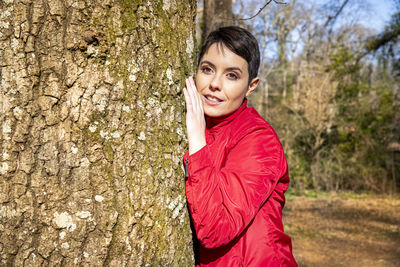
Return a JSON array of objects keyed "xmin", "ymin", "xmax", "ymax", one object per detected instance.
[{"xmin": 195, "ymin": 43, "xmax": 259, "ymax": 117}]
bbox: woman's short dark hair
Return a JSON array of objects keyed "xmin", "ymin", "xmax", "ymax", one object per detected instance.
[{"xmin": 198, "ymin": 26, "xmax": 260, "ymax": 83}]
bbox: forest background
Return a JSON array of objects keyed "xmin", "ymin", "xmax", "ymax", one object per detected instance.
[{"xmin": 202, "ymin": 0, "xmax": 400, "ymax": 194}]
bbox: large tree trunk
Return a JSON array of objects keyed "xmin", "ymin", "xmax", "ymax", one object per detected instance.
[
  {"xmin": 202, "ymin": 0, "xmax": 233, "ymax": 41},
  {"xmin": 0, "ymin": 0, "xmax": 196, "ymax": 265}
]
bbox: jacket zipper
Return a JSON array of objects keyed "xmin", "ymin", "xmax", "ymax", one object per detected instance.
[{"xmin": 185, "ymin": 158, "xmax": 189, "ymax": 178}]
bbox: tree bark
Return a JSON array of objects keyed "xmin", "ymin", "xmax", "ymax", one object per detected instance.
[
  {"xmin": 203, "ymin": 0, "xmax": 233, "ymax": 41},
  {"xmin": 0, "ymin": 0, "xmax": 196, "ymax": 265}
]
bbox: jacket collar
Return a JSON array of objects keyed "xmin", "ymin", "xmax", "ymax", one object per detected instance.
[{"xmin": 205, "ymin": 99, "xmax": 248, "ymax": 131}]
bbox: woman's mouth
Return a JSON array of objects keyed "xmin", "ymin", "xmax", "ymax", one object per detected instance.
[{"xmin": 204, "ymin": 95, "xmax": 223, "ymax": 106}]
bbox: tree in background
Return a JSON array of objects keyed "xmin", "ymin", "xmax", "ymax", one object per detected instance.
[
  {"xmin": 202, "ymin": 0, "xmax": 233, "ymax": 41},
  {"xmin": 0, "ymin": 0, "xmax": 196, "ymax": 265}
]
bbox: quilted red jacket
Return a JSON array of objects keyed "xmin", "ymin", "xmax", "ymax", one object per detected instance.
[{"xmin": 183, "ymin": 100, "xmax": 297, "ymax": 266}]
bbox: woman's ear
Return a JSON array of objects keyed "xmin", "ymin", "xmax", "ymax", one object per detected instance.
[{"xmin": 245, "ymin": 78, "xmax": 260, "ymax": 97}]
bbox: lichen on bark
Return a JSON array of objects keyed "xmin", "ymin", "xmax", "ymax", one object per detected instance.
[{"xmin": 0, "ymin": 0, "xmax": 196, "ymax": 265}]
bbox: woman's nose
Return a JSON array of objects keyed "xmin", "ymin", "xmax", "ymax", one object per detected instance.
[{"xmin": 210, "ymin": 75, "xmax": 222, "ymax": 91}]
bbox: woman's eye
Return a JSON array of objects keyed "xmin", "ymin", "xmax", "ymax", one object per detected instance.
[
  {"xmin": 227, "ymin": 73, "xmax": 238, "ymax": 80},
  {"xmin": 202, "ymin": 67, "xmax": 212, "ymax": 73}
]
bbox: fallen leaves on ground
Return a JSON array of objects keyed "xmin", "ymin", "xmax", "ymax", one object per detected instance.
[{"xmin": 284, "ymin": 192, "xmax": 400, "ymax": 267}]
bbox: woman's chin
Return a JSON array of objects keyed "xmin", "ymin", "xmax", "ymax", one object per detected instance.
[{"xmin": 204, "ymin": 107, "xmax": 226, "ymax": 117}]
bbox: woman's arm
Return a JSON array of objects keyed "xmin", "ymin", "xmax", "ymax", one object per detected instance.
[{"xmin": 184, "ymin": 128, "xmax": 288, "ymax": 249}]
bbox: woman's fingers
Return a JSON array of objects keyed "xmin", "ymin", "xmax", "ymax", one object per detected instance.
[
  {"xmin": 188, "ymin": 77, "xmax": 200, "ymax": 108},
  {"xmin": 184, "ymin": 79, "xmax": 194, "ymax": 109},
  {"xmin": 190, "ymin": 76, "xmax": 203, "ymax": 113},
  {"xmin": 185, "ymin": 77, "xmax": 203, "ymax": 113},
  {"xmin": 184, "ymin": 77, "xmax": 205, "ymax": 124},
  {"xmin": 183, "ymin": 87, "xmax": 192, "ymax": 108},
  {"xmin": 183, "ymin": 77, "xmax": 206, "ymax": 155},
  {"xmin": 186, "ymin": 78, "xmax": 196, "ymax": 100}
]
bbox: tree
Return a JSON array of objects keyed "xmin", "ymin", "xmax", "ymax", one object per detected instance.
[
  {"xmin": 0, "ymin": 0, "xmax": 196, "ymax": 265},
  {"xmin": 364, "ymin": 2, "xmax": 400, "ymax": 53},
  {"xmin": 202, "ymin": 0, "xmax": 233, "ymax": 41}
]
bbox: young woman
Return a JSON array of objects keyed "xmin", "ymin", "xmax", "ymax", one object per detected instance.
[{"xmin": 183, "ymin": 26, "xmax": 297, "ymax": 266}]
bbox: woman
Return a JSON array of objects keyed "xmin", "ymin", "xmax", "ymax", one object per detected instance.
[{"xmin": 183, "ymin": 26, "xmax": 297, "ymax": 266}]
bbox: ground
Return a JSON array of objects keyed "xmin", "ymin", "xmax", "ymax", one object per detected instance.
[{"xmin": 284, "ymin": 192, "xmax": 400, "ymax": 267}]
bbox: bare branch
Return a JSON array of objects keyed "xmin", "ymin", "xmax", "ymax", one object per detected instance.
[
  {"xmin": 325, "ymin": 0, "xmax": 350, "ymax": 35},
  {"xmin": 323, "ymin": 0, "xmax": 350, "ymax": 28},
  {"xmin": 237, "ymin": 0, "xmax": 287, "ymax": 21}
]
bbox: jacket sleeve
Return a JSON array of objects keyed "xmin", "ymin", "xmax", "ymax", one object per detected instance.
[{"xmin": 184, "ymin": 127, "xmax": 288, "ymax": 249}]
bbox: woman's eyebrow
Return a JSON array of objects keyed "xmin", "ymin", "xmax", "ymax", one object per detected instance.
[
  {"xmin": 199, "ymin": 60, "xmax": 216, "ymax": 69},
  {"xmin": 226, "ymin": 67, "xmax": 243, "ymax": 74},
  {"xmin": 200, "ymin": 60, "xmax": 243, "ymax": 74}
]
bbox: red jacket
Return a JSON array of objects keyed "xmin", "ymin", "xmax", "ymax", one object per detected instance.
[{"xmin": 184, "ymin": 100, "xmax": 297, "ymax": 266}]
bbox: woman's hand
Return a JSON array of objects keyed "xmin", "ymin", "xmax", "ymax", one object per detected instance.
[{"xmin": 183, "ymin": 76, "xmax": 206, "ymax": 155}]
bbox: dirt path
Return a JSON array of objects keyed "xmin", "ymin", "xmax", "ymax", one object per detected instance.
[{"xmin": 283, "ymin": 193, "xmax": 400, "ymax": 267}]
